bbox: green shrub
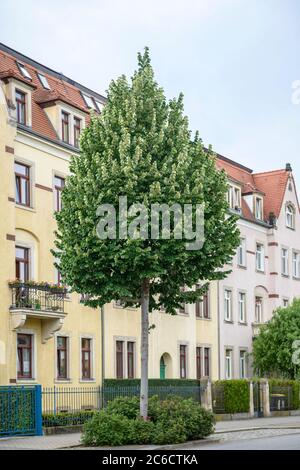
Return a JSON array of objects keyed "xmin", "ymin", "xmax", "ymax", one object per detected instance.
[
  {"xmin": 42, "ymin": 410, "xmax": 95, "ymax": 427},
  {"xmin": 213, "ymin": 380, "xmax": 250, "ymax": 414},
  {"xmin": 82, "ymin": 411, "xmax": 132, "ymax": 446},
  {"xmin": 82, "ymin": 395, "xmax": 215, "ymax": 446}
]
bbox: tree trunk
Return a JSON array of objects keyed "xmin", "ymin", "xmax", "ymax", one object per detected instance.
[{"xmin": 140, "ymin": 278, "xmax": 150, "ymax": 420}]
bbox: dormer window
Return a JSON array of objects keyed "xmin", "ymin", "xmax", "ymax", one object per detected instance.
[
  {"xmin": 255, "ymin": 197, "xmax": 263, "ymax": 220},
  {"xmin": 37, "ymin": 72, "xmax": 50, "ymax": 90},
  {"xmin": 16, "ymin": 62, "xmax": 32, "ymax": 80},
  {"xmin": 74, "ymin": 117, "xmax": 81, "ymax": 148},
  {"xmin": 95, "ymin": 100, "xmax": 103, "ymax": 113},
  {"xmin": 286, "ymin": 204, "xmax": 295, "ymax": 229},
  {"xmin": 61, "ymin": 111, "xmax": 70, "ymax": 143},
  {"xmin": 227, "ymin": 184, "xmax": 241, "ymax": 210},
  {"xmin": 15, "ymin": 90, "xmax": 26, "ymax": 125}
]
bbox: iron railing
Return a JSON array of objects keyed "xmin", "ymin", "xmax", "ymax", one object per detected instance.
[
  {"xmin": 10, "ymin": 283, "xmax": 66, "ymax": 313},
  {"xmin": 211, "ymin": 382, "xmax": 225, "ymax": 414}
]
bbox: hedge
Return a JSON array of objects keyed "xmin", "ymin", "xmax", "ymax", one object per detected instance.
[
  {"xmin": 104, "ymin": 379, "xmax": 200, "ymax": 387},
  {"xmin": 213, "ymin": 380, "xmax": 250, "ymax": 414},
  {"xmin": 268, "ymin": 379, "xmax": 300, "ymax": 410},
  {"xmin": 42, "ymin": 410, "xmax": 95, "ymax": 427}
]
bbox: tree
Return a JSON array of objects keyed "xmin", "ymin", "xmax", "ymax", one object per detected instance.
[
  {"xmin": 54, "ymin": 48, "xmax": 240, "ymax": 419},
  {"xmin": 252, "ymin": 299, "xmax": 300, "ymax": 379}
]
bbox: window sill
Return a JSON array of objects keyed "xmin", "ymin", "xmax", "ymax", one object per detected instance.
[
  {"xmin": 255, "ymin": 269, "xmax": 265, "ymax": 274},
  {"xmin": 15, "ymin": 204, "xmax": 36, "ymax": 213},
  {"xmin": 196, "ymin": 317, "xmax": 211, "ymax": 321},
  {"xmin": 281, "ymin": 274, "xmax": 290, "ymax": 279},
  {"xmin": 292, "ymin": 276, "xmax": 300, "ymax": 281},
  {"xmin": 54, "ymin": 379, "xmax": 72, "ymax": 384},
  {"xmin": 79, "ymin": 379, "xmax": 96, "ymax": 383},
  {"xmin": 224, "ymin": 319, "xmax": 234, "ymax": 324},
  {"xmin": 17, "ymin": 378, "xmax": 37, "ymax": 384},
  {"xmin": 237, "ymin": 264, "xmax": 247, "ymax": 270},
  {"xmin": 238, "ymin": 322, "xmax": 248, "ymax": 326}
]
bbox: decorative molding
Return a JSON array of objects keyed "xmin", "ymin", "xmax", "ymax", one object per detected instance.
[
  {"xmin": 8, "ymin": 197, "xmax": 15, "ymax": 202},
  {"xmin": 6, "ymin": 234, "xmax": 15, "ymax": 241},
  {"xmin": 270, "ymin": 272, "xmax": 278, "ymax": 275},
  {"xmin": 41, "ymin": 318, "xmax": 64, "ymax": 343},
  {"xmin": 268, "ymin": 242, "xmax": 278, "ymax": 247},
  {"xmin": 269, "ymin": 294, "xmax": 279, "ymax": 298},
  {"xmin": 246, "ymin": 250, "xmax": 255, "ymax": 255},
  {"xmin": 35, "ymin": 183, "xmax": 53, "ymax": 192},
  {"xmin": 10, "ymin": 312, "xmax": 27, "ymax": 330},
  {"xmin": 5, "ymin": 145, "xmax": 14, "ymax": 154}
]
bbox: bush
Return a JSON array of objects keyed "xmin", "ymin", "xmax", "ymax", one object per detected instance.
[
  {"xmin": 42, "ymin": 410, "xmax": 95, "ymax": 427},
  {"xmin": 82, "ymin": 411, "xmax": 132, "ymax": 446},
  {"xmin": 82, "ymin": 395, "xmax": 215, "ymax": 446},
  {"xmin": 213, "ymin": 380, "xmax": 250, "ymax": 414}
]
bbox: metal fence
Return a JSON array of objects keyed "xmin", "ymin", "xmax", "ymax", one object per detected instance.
[
  {"xmin": 269, "ymin": 385, "xmax": 293, "ymax": 411},
  {"xmin": 42, "ymin": 385, "xmax": 202, "ymax": 427},
  {"xmin": 0, "ymin": 385, "xmax": 42, "ymax": 437},
  {"xmin": 211, "ymin": 382, "xmax": 225, "ymax": 414}
]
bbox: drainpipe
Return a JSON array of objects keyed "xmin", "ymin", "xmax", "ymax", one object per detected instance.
[
  {"xmin": 101, "ymin": 305, "xmax": 105, "ymax": 406},
  {"xmin": 217, "ymin": 281, "xmax": 221, "ymax": 380}
]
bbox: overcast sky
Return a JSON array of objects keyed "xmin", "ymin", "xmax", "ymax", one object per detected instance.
[{"xmin": 1, "ymin": 0, "xmax": 300, "ymax": 187}]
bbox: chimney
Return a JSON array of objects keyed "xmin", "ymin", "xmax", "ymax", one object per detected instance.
[{"xmin": 286, "ymin": 163, "xmax": 292, "ymax": 172}]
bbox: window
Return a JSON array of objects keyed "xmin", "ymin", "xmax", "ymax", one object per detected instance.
[
  {"xmin": 180, "ymin": 345, "xmax": 187, "ymax": 379},
  {"xmin": 127, "ymin": 342, "xmax": 135, "ymax": 379},
  {"xmin": 74, "ymin": 117, "xmax": 81, "ymax": 148},
  {"xmin": 256, "ymin": 243, "xmax": 264, "ymax": 272},
  {"xmin": 255, "ymin": 197, "xmax": 263, "ymax": 220},
  {"xmin": 15, "ymin": 161, "xmax": 30, "ymax": 206},
  {"xmin": 224, "ymin": 289, "xmax": 232, "ymax": 321},
  {"xmin": 237, "ymin": 238, "xmax": 246, "ymax": 267},
  {"xmin": 227, "ymin": 185, "xmax": 241, "ymax": 210},
  {"xmin": 82, "ymin": 93, "xmax": 97, "ymax": 110},
  {"xmin": 196, "ymin": 347, "xmax": 202, "ymax": 380},
  {"xmin": 95, "ymin": 100, "xmax": 103, "ymax": 113},
  {"xmin": 15, "ymin": 90, "xmax": 26, "ymax": 125},
  {"xmin": 255, "ymin": 297, "xmax": 263, "ymax": 323},
  {"xmin": 225, "ymin": 349, "xmax": 232, "ymax": 379},
  {"xmin": 281, "ymin": 248, "xmax": 289, "ymax": 276},
  {"xmin": 195, "ymin": 288, "xmax": 209, "ymax": 318},
  {"xmin": 116, "ymin": 341, "xmax": 124, "ymax": 378},
  {"xmin": 239, "ymin": 350, "xmax": 247, "ymax": 379},
  {"xmin": 16, "ymin": 246, "xmax": 29, "ymax": 281},
  {"xmin": 54, "ymin": 175, "xmax": 65, "ymax": 212},
  {"xmin": 57, "ymin": 336, "xmax": 68, "ymax": 379},
  {"xmin": 81, "ymin": 338, "xmax": 92, "ymax": 379},
  {"xmin": 61, "ymin": 111, "xmax": 70, "ymax": 143},
  {"xmin": 37, "ymin": 72, "xmax": 50, "ymax": 89},
  {"xmin": 292, "ymin": 251, "xmax": 300, "ymax": 278},
  {"xmin": 17, "ymin": 334, "xmax": 32, "ymax": 378},
  {"xmin": 17, "ymin": 62, "xmax": 32, "ymax": 80},
  {"xmin": 204, "ymin": 347, "xmax": 210, "ymax": 377},
  {"xmin": 238, "ymin": 292, "xmax": 246, "ymax": 323},
  {"xmin": 286, "ymin": 204, "xmax": 295, "ymax": 229}
]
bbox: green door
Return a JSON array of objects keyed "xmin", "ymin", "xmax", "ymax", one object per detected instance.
[{"xmin": 160, "ymin": 357, "xmax": 166, "ymax": 379}]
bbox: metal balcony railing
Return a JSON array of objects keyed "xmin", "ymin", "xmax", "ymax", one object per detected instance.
[{"xmin": 9, "ymin": 282, "xmax": 66, "ymax": 314}]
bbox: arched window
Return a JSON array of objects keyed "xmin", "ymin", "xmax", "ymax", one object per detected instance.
[{"xmin": 286, "ymin": 204, "xmax": 295, "ymax": 229}]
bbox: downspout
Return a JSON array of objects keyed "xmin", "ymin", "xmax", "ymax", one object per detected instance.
[
  {"xmin": 101, "ymin": 305, "xmax": 105, "ymax": 406},
  {"xmin": 217, "ymin": 280, "xmax": 221, "ymax": 380}
]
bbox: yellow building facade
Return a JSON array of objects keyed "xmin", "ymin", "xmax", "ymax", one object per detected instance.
[{"xmin": 0, "ymin": 44, "xmax": 219, "ymax": 390}]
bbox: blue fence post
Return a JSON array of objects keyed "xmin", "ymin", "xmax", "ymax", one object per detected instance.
[{"xmin": 35, "ymin": 385, "xmax": 43, "ymax": 436}]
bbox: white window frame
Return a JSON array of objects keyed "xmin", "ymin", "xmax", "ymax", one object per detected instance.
[
  {"xmin": 238, "ymin": 291, "xmax": 246, "ymax": 323},
  {"xmin": 281, "ymin": 248, "xmax": 289, "ymax": 276},
  {"xmin": 227, "ymin": 184, "xmax": 241, "ymax": 210},
  {"xmin": 224, "ymin": 289, "xmax": 232, "ymax": 321},
  {"xmin": 286, "ymin": 204, "xmax": 295, "ymax": 229},
  {"xmin": 17, "ymin": 61, "xmax": 32, "ymax": 80},
  {"xmin": 255, "ymin": 197, "xmax": 263, "ymax": 220},
  {"xmin": 255, "ymin": 296, "xmax": 263, "ymax": 324},
  {"xmin": 283, "ymin": 298, "xmax": 289, "ymax": 308},
  {"xmin": 239, "ymin": 350, "xmax": 247, "ymax": 379},
  {"xmin": 237, "ymin": 238, "xmax": 246, "ymax": 267},
  {"xmin": 37, "ymin": 72, "xmax": 50, "ymax": 90},
  {"xmin": 256, "ymin": 243, "xmax": 265, "ymax": 272},
  {"xmin": 292, "ymin": 251, "xmax": 300, "ymax": 278},
  {"xmin": 225, "ymin": 349, "xmax": 233, "ymax": 380}
]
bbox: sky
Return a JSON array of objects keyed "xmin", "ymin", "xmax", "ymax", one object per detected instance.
[{"xmin": 1, "ymin": 0, "xmax": 300, "ymax": 187}]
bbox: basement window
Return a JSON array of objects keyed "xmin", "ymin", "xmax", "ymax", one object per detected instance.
[{"xmin": 16, "ymin": 62, "xmax": 32, "ymax": 80}]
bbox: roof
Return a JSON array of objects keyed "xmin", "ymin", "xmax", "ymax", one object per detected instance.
[{"xmin": 0, "ymin": 42, "xmax": 106, "ymax": 146}]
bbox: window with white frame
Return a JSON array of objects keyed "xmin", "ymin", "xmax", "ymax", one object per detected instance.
[
  {"xmin": 17, "ymin": 62, "xmax": 32, "ymax": 80},
  {"xmin": 286, "ymin": 204, "xmax": 295, "ymax": 229},
  {"xmin": 239, "ymin": 350, "xmax": 247, "ymax": 379},
  {"xmin": 227, "ymin": 184, "xmax": 241, "ymax": 210},
  {"xmin": 292, "ymin": 251, "xmax": 300, "ymax": 278},
  {"xmin": 237, "ymin": 238, "xmax": 246, "ymax": 267},
  {"xmin": 255, "ymin": 197, "xmax": 263, "ymax": 220},
  {"xmin": 281, "ymin": 248, "xmax": 289, "ymax": 276},
  {"xmin": 225, "ymin": 349, "xmax": 233, "ymax": 379},
  {"xmin": 37, "ymin": 72, "xmax": 50, "ymax": 90},
  {"xmin": 283, "ymin": 298, "xmax": 289, "ymax": 308},
  {"xmin": 255, "ymin": 296, "xmax": 263, "ymax": 323},
  {"xmin": 224, "ymin": 289, "xmax": 232, "ymax": 321},
  {"xmin": 238, "ymin": 292, "xmax": 246, "ymax": 323},
  {"xmin": 256, "ymin": 243, "xmax": 265, "ymax": 272}
]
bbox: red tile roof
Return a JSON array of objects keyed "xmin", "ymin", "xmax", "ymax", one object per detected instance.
[{"xmin": 0, "ymin": 43, "xmax": 106, "ymax": 147}]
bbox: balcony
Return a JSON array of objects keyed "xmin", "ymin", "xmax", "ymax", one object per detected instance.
[{"xmin": 9, "ymin": 281, "xmax": 67, "ymax": 342}]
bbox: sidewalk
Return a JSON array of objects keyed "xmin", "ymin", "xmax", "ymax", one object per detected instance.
[{"xmin": 0, "ymin": 415, "xmax": 300, "ymax": 450}]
